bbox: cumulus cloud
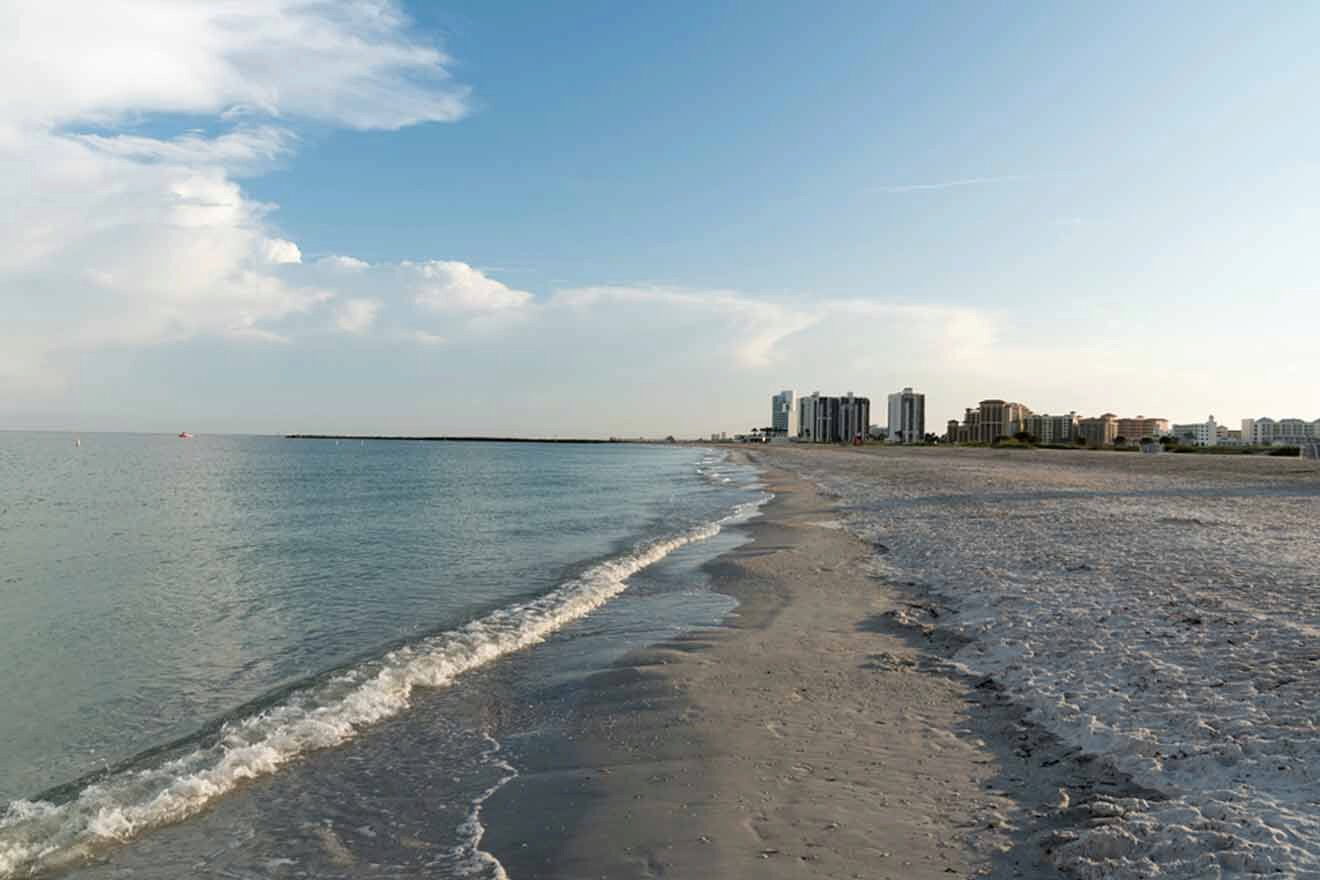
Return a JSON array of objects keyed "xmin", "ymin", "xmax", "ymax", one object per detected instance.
[
  {"xmin": 0, "ymin": 0, "xmax": 1014, "ymax": 435},
  {"xmin": 0, "ymin": 0, "xmax": 469, "ymax": 393},
  {"xmin": 410, "ymin": 261, "xmax": 535, "ymax": 313}
]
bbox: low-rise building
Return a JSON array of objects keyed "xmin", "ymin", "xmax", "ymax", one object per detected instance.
[
  {"xmin": 1242, "ymin": 417, "xmax": 1320, "ymax": 446},
  {"xmin": 1171, "ymin": 416, "xmax": 1221, "ymax": 447},
  {"xmin": 1116, "ymin": 416, "xmax": 1169, "ymax": 442}
]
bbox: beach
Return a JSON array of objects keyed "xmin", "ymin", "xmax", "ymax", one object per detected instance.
[
  {"xmin": 5, "ymin": 439, "xmax": 1317, "ymax": 878},
  {"xmin": 486, "ymin": 445, "xmax": 1320, "ymax": 879}
]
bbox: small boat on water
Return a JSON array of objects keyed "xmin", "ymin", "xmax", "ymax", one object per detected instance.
[{"xmin": 178, "ymin": 432, "xmax": 193, "ymax": 439}]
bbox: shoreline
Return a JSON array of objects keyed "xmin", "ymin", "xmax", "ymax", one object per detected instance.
[{"xmin": 482, "ymin": 450, "xmax": 1120, "ymax": 878}]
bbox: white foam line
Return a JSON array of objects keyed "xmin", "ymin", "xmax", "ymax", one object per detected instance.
[
  {"xmin": 0, "ymin": 495, "xmax": 770, "ymax": 879},
  {"xmin": 449, "ymin": 732, "xmax": 516, "ymax": 880}
]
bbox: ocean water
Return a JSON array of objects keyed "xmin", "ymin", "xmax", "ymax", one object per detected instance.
[{"xmin": 0, "ymin": 434, "xmax": 764, "ymax": 878}]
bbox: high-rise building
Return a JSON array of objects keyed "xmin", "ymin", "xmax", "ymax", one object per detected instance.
[
  {"xmin": 976, "ymin": 400, "xmax": 1032, "ymax": 443},
  {"xmin": 796, "ymin": 391, "xmax": 869, "ymax": 443},
  {"xmin": 839, "ymin": 393, "xmax": 870, "ymax": 444},
  {"xmin": 954, "ymin": 407, "xmax": 981, "ymax": 443},
  {"xmin": 1022, "ymin": 412, "xmax": 1079, "ymax": 444},
  {"xmin": 771, "ymin": 390, "xmax": 797, "ymax": 436},
  {"xmin": 886, "ymin": 387, "xmax": 926, "ymax": 444},
  {"xmin": 798, "ymin": 392, "xmax": 822, "ymax": 442},
  {"xmin": 1078, "ymin": 413, "xmax": 1119, "ymax": 447},
  {"xmin": 814, "ymin": 396, "xmax": 842, "ymax": 442}
]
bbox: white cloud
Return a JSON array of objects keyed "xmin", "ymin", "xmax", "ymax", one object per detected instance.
[
  {"xmin": 1, "ymin": 1, "xmax": 468, "ymax": 131},
  {"xmin": 75, "ymin": 126, "xmax": 296, "ymax": 172},
  {"xmin": 0, "ymin": 0, "xmax": 469, "ymax": 393},
  {"xmin": 544, "ymin": 285, "xmax": 997, "ymax": 378},
  {"xmin": 318, "ymin": 255, "xmax": 371, "ymax": 272},
  {"xmin": 334, "ymin": 298, "xmax": 382, "ymax": 334},
  {"xmin": 263, "ymin": 239, "xmax": 303, "ymax": 265},
  {"xmin": 410, "ymin": 261, "xmax": 535, "ymax": 313}
]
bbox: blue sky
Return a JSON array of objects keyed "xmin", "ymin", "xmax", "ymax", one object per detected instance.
[{"xmin": 2, "ymin": 1, "xmax": 1317, "ymax": 435}]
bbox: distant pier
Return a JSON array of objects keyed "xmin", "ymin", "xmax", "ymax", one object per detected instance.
[{"xmin": 284, "ymin": 434, "xmax": 642, "ymax": 444}]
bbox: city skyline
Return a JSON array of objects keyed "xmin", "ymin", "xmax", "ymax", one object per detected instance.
[{"xmin": 4, "ymin": 2, "xmax": 1320, "ymax": 436}]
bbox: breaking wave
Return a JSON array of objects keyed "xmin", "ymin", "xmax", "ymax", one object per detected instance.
[{"xmin": 0, "ymin": 495, "xmax": 769, "ymax": 878}]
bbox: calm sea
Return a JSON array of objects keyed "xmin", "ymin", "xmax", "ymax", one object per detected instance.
[{"xmin": 0, "ymin": 433, "xmax": 764, "ymax": 877}]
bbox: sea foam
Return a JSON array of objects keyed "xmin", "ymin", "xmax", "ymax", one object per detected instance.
[{"xmin": 0, "ymin": 494, "xmax": 769, "ymax": 879}]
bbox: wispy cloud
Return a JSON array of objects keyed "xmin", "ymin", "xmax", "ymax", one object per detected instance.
[{"xmin": 875, "ymin": 175, "xmax": 1028, "ymax": 194}]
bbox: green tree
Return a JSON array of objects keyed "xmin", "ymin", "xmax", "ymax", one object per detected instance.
[{"xmin": 1113, "ymin": 435, "xmax": 1128, "ymax": 447}]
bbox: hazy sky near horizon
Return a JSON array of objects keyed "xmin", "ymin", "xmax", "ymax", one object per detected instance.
[{"xmin": 3, "ymin": 1, "xmax": 1318, "ymax": 436}]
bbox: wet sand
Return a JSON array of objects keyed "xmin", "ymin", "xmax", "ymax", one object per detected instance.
[{"xmin": 483, "ymin": 450, "xmax": 1122, "ymax": 879}]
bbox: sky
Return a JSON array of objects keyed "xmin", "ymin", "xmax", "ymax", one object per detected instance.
[{"xmin": 3, "ymin": 0, "xmax": 1318, "ymax": 437}]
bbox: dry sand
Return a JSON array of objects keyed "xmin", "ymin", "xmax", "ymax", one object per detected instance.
[{"xmin": 485, "ymin": 450, "xmax": 1139, "ymax": 878}]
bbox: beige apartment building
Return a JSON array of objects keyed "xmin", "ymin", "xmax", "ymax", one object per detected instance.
[
  {"xmin": 1022, "ymin": 412, "xmax": 1079, "ymax": 444},
  {"xmin": 975, "ymin": 399, "xmax": 1032, "ymax": 443},
  {"xmin": 1078, "ymin": 413, "xmax": 1119, "ymax": 447},
  {"xmin": 1116, "ymin": 416, "xmax": 1169, "ymax": 441},
  {"xmin": 959, "ymin": 407, "xmax": 981, "ymax": 443}
]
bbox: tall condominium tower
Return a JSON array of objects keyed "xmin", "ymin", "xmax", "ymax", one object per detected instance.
[
  {"xmin": 886, "ymin": 387, "xmax": 926, "ymax": 443},
  {"xmin": 771, "ymin": 389, "xmax": 797, "ymax": 436}
]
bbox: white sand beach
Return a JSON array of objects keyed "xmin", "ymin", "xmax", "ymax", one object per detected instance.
[{"xmin": 488, "ymin": 445, "xmax": 1320, "ymax": 879}]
